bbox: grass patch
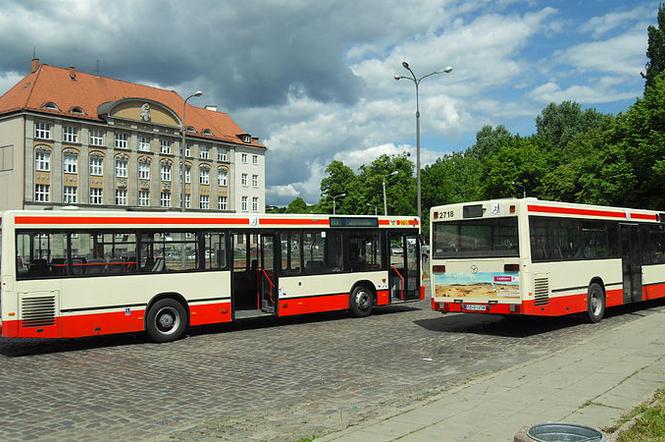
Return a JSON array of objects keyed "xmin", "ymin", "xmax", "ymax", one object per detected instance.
[{"xmin": 616, "ymin": 387, "xmax": 665, "ymax": 441}]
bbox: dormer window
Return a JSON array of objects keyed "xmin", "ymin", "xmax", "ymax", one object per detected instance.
[
  {"xmin": 242, "ymin": 135, "xmax": 251, "ymax": 143},
  {"xmin": 203, "ymin": 129, "xmax": 213, "ymax": 136},
  {"xmin": 42, "ymin": 102, "xmax": 60, "ymax": 111},
  {"xmin": 70, "ymin": 106, "xmax": 85, "ymax": 115},
  {"xmin": 186, "ymin": 126, "xmax": 196, "ymax": 133}
]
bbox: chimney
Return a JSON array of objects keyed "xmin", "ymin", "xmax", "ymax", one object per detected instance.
[
  {"xmin": 205, "ymin": 105, "xmax": 217, "ymax": 112},
  {"xmin": 251, "ymin": 136, "xmax": 259, "ymax": 143},
  {"xmin": 68, "ymin": 66, "xmax": 77, "ymax": 80},
  {"xmin": 31, "ymin": 58, "xmax": 41, "ymax": 73}
]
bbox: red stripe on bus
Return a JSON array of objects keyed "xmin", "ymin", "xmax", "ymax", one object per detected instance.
[
  {"xmin": 644, "ymin": 281, "xmax": 665, "ymax": 301},
  {"xmin": 630, "ymin": 213, "xmax": 658, "ymax": 221},
  {"xmin": 190, "ymin": 301, "xmax": 232, "ymax": 326},
  {"xmin": 15, "ymin": 216, "xmax": 251, "ymax": 225},
  {"xmin": 278, "ymin": 293, "xmax": 350, "ymax": 317},
  {"xmin": 376, "ymin": 290, "xmax": 390, "ymax": 305},
  {"xmin": 527, "ymin": 204, "xmax": 626, "ymax": 219},
  {"xmin": 259, "ymin": 218, "xmax": 329, "ymax": 225}
]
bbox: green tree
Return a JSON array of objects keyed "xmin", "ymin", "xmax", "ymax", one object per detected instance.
[
  {"xmin": 644, "ymin": 3, "xmax": 665, "ymax": 90},
  {"xmin": 319, "ymin": 160, "xmax": 357, "ymax": 214},
  {"xmin": 467, "ymin": 125, "xmax": 513, "ymax": 159},
  {"xmin": 285, "ymin": 197, "xmax": 309, "ymax": 213},
  {"xmin": 535, "ymin": 101, "xmax": 609, "ymax": 149},
  {"xmin": 356, "ymin": 154, "xmax": 416, "ymax": 216}
]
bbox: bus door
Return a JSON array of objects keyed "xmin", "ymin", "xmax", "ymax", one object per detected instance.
[
  {"xmin": 258, "ymin": 233, "xmax": 277, "ymax": 313},
  {"xmin": 389, "ymin": 233, "xmax": 420, "ymax": 301},
  {"xmin": 620, "ymin": 224, "xmax": 642, "ymax": 303}
]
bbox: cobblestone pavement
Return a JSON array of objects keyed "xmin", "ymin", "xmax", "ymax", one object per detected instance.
[{"xmin": 1, "ymin": 292, "xmax": 664, "ymax": 441}]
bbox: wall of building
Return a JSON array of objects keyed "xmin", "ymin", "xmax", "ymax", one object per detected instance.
[
  {"xmin": 0, "ymin": 116, "xmax": 25, "ymax": 211},
  {"xmin": 233, "ymin": 146, "xmax": 265, "ymax": 213}
]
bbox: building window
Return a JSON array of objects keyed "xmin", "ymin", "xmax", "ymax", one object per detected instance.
[
  {"xmin": 34, "ymin": 184, "xmax": 50, "ymax": 202},
  {"xmin": 138, "ymin": 136, "xmax": 151, "ymax": 152},
  {"xmin": 199, "ymin": 146, "xmax": 210, "ymax": 159},
  {"xmin": 252, "ymin": 197, "xmax": 259, "ymax": 212},
  {"xmin": 90, "ymin": 129, "xmax": 104, "ymax": 146},
  {"xmin": 185, "ymin": 144, "xmax": 192, "ymax": 157},
  {"xmin": 218, "ymin": 149, "xmax": 228, "ymax": 162},
  {"xmin": 180, "ymin": 165, "xmax": 189, "ymax": 184},
  {"xmin": 199, "ymin": 195, "xmax": 209, "ymax": 209},
  {"xmin": 241, "ymin": 196, "xmax": 248, "ymax": 212},
  {"xmin": 63, "ymin": 186, "xmax": 77, "ymax": 204},
  {"xmin": 160, "ymin": 163, "xmax": 171, "ymax": 182},
  {"xmin": 115, "ymin": 188, "xmax": 128, "ymax": 205},
  {"xmin": 160, "ymin": 191, "xmax": 171, "ymax": 208},
  {"xmin": 241, "ymin": 153, "xmax": 248, "ymax": 164},
  {"xmin": 252, "ymin": 154, "xmax": 258, "ymax": 165},
  {"xmin": 241, "ymin": 173, "xmax": 248, "ymax": 186},
  {"xmin": 115, "ymin": 157, "xmax": 128, "ymax": 178},
  {"xmin": 35, "ymin": 122, "xmax": 51, "ymax": 139},
  {"xmin": 160, "ymin": 139, "xmax": 171, "ymax": 154},
  {"xmin": 199, "ymin": 167, "xmax": 209, "ymax": 185},
  {"xmin": 138, "ymin": 190, "xmax": 150, "ymax": 206},
  {"xmin": 184, "ymin": 194, "xmax": 191, "ymax": 209},
  {"xmin": 138, "ymin": 160, "xmax": 150, "ymax": 180},
  {"xmin": 63, "ymin": 152, "xmax": 78, "ymax": 174},
  {"xmin": 218, "ymin": 196, "xmax": 227, "ymax": 210},
  {"xmin": 35, "ymin": 149, "xmax": 51, "ymax": 171},
  {"xmin": 89, "ymin": 155, "xmax": 104, "ymax": 176},
  {"xmin": 252, "ymin": 174, "xmax": 258, "ymax": 187},
  {"xmin": 63, "ymin": 126, "xmax": 78, "ymax": 143},
  {"xmin": 89, "ymin": 188, "xmax": 103, "ymax": 205},
  {"xmin": 218, "ymin": 169, "xmax": 227, "ymax": 186},
  {"xmin": 115, "ymin": 132, "xmax": 128, "ymax": 149}
]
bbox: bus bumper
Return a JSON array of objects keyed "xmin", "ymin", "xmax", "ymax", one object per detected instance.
[{"xmin": 431, "ymin": 300, "xmax": 521, "ymax": 315}]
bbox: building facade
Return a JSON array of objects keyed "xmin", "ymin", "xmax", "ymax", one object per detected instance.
[{"xmin": 0, "ymin": 60, "xmax": 266, "ymax": 213}]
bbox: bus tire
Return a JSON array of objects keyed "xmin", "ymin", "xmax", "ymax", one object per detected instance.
[
  {"xmin": 586, "ymin": 283, "xmax": 605, "ymax": 323},
  {"xmin": 146, "ymin": 298, "xmax": 188, "ymax": 343},
  {"xmin": 349, "ymin": 285, "xmax": 373, "ymax": 318}
]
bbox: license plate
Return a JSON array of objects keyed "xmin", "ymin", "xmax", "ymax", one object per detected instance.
[{"xmin": 463, "ymin": 304, "xmax": 487, "ymax": 311}]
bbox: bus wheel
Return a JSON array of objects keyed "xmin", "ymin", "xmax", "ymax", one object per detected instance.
[
  {"xmin": 350, "ymin": 285, "xmax": 373, "ymax": 318},
  {"xmin": 146, "ymin": 298, "xmax": 188, "ymax": 343},
  {"xmin": 586, "ymin": 283, "xmax": 605, "ymax": 323}
]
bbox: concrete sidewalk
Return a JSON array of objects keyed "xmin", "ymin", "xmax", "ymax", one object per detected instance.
[{"xmin": 320, "ymin": 307, "xmax": 665, "ymax": 441}]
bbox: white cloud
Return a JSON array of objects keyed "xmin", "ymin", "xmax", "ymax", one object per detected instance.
[
  {"xmin": 580, "ymin": 5, "xmax": 653, "ymax": 38},
  {"xmin": 529, "ymin": 78, "xmax": 640, "ymax": 104}
]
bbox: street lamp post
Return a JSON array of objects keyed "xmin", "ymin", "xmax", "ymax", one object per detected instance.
[
  {"xmin": 180, "ymin": 90, "xmax": 202, "ymax": 211},
  {"xmin": 331, "ymin": 192, "xmax": 346, "ymax": 215},
  {"xmin": 382, "ymin": 170, "xmax": 399, "ymax": 216},
  {"xmin": 395, "ymin": 62, "xmax": 452, "ymax": 221}
]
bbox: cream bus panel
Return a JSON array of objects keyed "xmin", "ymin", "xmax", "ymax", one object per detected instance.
[
  {"xmin": 643, "ymin": 264, "xmax": 665, "ymax": 285},
  {"xmin": 529, "ymin": 259, "xmax": 622, "ymax": 298},
  {"xmin": 279, "ymin": 271, "xmax": 388, "ymax": 298}
]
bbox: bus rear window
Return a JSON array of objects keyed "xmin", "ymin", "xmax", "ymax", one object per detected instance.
[{"xmin": 433, "ymin": 217, "xmax": 519, "ymax": 258}]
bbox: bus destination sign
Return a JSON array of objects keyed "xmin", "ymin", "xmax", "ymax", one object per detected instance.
[{"xmin": 329, "ymin": 217, "xmax": 379, "ymax": 228}]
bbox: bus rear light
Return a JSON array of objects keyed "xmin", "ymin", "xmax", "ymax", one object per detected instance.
[
  {"xmin": 8, "ymin": 312, "xmax": 15, "ymax": 317},
  {"xmin": 504, "ymin": 264, "xmax": 520, "ymax": 272},
  {"xmin": 432, "ymin": 265, "xmax": 446, "ymax": 273},
  {"xmin": 510, "ymin": 304, "xmax": 520, "ymax": 313}
]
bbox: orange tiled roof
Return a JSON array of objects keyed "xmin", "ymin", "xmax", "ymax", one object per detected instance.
[{"xmin": 0, "ymin": 62, "xmax": 264, "ymax": 148}]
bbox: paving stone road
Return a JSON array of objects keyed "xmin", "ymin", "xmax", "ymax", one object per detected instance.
[{"xmin": 1, "ymin": 292, "xmax": 663, "ymax": 441}]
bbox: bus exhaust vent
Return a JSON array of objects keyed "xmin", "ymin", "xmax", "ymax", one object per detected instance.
[
  {"xmin": 21, "ymin": 296, "xmax": 56, "ymax": 327},
  {"xmin": 534, "ymin": 277, "xmax": 550, "ymax": 306}
]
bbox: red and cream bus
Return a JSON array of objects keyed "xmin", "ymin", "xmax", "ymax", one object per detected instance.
[
  {"xmin": 0, "ymin": 210, "xmax": 423, "ymax": 342},
  {"xmin": 429, "ymin": 199, "xmax": 665, "ymax": 322}
]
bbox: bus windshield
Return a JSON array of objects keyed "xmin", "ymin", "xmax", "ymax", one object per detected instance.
[{"xmin": 432, "ymin": 217, "xmax": 519, "ymax": 259}]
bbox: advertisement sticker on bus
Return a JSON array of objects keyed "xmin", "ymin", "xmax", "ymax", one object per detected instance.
[{"xmin": 432, "ymin": 271, "xmax": 520, "ymax": 299}]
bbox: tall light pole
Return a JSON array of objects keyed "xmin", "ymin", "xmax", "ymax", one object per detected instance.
[
  {"xmin": 331, "ymin": 192, "xmax": 346, "ymax": 215},
  {"xmin": 395, "ymin": 62, "xmax": 452, "ymax": 221},
  {"xmin": 382, "ymin": 170, "xmax": 399, "ymax": 216},
  {"xmin": 180, "ymin": 90, "xmax": 202, "ymax": 211}
]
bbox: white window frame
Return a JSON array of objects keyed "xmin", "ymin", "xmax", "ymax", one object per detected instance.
[
  {"xmin": 199, "ymin": 195, "xmax": 209, "ymax": 210},
  {"xmin": 252, "ymin": 174, "xmax": 259, "ymax": 187},
  {"xmin": 35, "ymin": 149, "xmax": 51, "ymax": 171},
  {"xmin": 115, "ymin": 157, "xmax": 128, "ymax": 178},
  {"xmin": 185, "ymin": 165, "xmax": 191, "ymax": 184},
  {"xmin": 90, "ymin": 129, "xmax": 104, "ymax": 146},
  {"xmin": 138, "ymin": 190, "xmax": 150, "ymax": 207},
  {"xmin": 241, "ymin": 153, "xmax": 248, "ymax": 164},
  {"xmin": 89, "ymin": 155, "xmax": 104, "ymax": 176},
  {"xmin": 89, "ymin": 188, "xmax": 103, "ymax": 205},
  {"xmin": 241, "ymin": 196, "xmax": 248, "ymax": 212},
  {"xmin": 241, "ymin": 173, "xmax": 248, "ymax": 187},
  {"xmin": 185, "ymin": 145, "xmax": 192, "ymax": 157},
  {"xmin": 218, "ymin": 169, "xmax": 227, "ymax": 186},
  {"xmin": 63, "ymin": 186, "xmax": 77, "ymax": 204},
  {"xmin": 138, "ymin": 161, "xmax": 150, "ymax": 180},
  {"xmin": 115, "ymin": 188, "xmax": 128, "ymax": 206},
  {"xmin": 252, "ymin": 154, "xmax": 258, "ymax": 165},
  {"xmin": 218, "ymin": 149, "xmax": 228, "ymax": 162},
  {"xmin": 160, "ymin": 139, "xmax": 172, "ymax": 154},
  {"xmin": 252, "ymin": 197, "xmax": 259, "ymax": 212},
  {"xmin": 34, "ymin": 184, "xmax": 50, "ymax": 202},
  {"xmin": 160, "ymin": 191, "xmax": 171, "ymax": 208},
  {"xmin": 138, "ymin": 135, "xmax": 151, "ymax": 152},
  {"xmin": 35, "ymin": 122, "xmax": 51, "ymax": 139},
  {"xmin": 160, "ymin": 163, "xmax": 172, "ymax": 182},
  {"xmin": 199, "ymin": 167, "xmax": 210, "ymax": 185},
  {"xmin": 63, "ymin": 152, "xmax": 78, "ymax": 174},
  {"xmin": 115, "ymin": 132, "xmax": 128, "ymax": 149},
  {"xmin": 63, "ymin": 126, "xmax": 78, "ymax": 143},
  {"xmin": 199, "ymin": 146, "xmax": 210, "ymax": 160},
  {"xmin": 185, "ymin": 194, "xmax": 191, "ymax": 209},
  {"xmin": 218, "ymin": 196, "xmax": 227, "ymax": 210}
]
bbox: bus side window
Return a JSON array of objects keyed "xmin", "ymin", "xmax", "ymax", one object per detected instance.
[
  {"xmin": 205, "ymin": 232, "xmax": 227, "ymax": 270},
  {"xmin": 16, "ymin": 232, "xmax": 67, "ymax": 278}
]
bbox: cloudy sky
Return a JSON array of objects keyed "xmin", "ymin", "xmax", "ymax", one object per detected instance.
[{"xmin": 0, "ymin": 0, "xmax": 658, "ymax": 205}]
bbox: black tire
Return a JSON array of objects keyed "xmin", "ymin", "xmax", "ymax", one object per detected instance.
[
  {"xmin": 586, "ymin": 282, "xmax": 605, "ymax": 323},
  {"xmin": 146, "ymin": 298, "xmax": 188, "ymax": 342},
  {"xmin": 349, "ymin": 285, "xmax": 373, "ymax": 318}
]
